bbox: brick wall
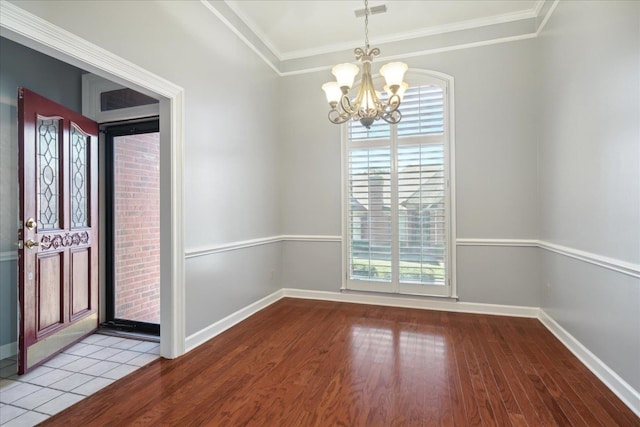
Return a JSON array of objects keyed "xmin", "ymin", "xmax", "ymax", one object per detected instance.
[{"xmin": 113, "ymin": 132, "xmax": 160, "ymax": 324}]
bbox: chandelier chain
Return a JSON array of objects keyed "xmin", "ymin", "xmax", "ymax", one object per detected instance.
[{"xmin": 364, "ymin": 0, "xmax": 369, "ymax": 48}]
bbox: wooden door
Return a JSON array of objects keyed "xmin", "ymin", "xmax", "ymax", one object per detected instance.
[{"xmin": 17, "ymin": 88, "xmax": 99, "ymax": 374}]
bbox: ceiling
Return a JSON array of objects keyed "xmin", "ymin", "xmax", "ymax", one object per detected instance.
[{"xmin": 203, "ymin": 0, "xmax": 554, "ymax": 74}]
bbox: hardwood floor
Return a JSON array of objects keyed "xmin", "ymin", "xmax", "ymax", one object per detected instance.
[{"xmin": 42, "ymin": 298, "xmax": 638, "ymax": 426}]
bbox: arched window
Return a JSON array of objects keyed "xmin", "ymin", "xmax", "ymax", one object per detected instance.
[{"xmin": 342, "ymin": 70, "xmax": 456, "ymax": 297}]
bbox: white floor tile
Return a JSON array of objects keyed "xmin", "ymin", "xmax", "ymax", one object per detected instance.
[
  {"xmin": 146, "ymin": 345, "xmax": 160, "ymax": 355},
  {"xmin": 34, "ymin": 393, "xmax": 84, "ymax": 416},
  {"xmin": 2, "ymin": 410, "xmax": 50, "ymax": 426},
  {"xmin": 0, "ymin": 333, "xmax": 160, "ymax": 425},
  {"xmin": 101, "ymin": 364, "xmax": 139, "ymax": 381},
  {"xmin": 110, "ymin": 339, "xmax": 143, "ymax": 350},
  {"xmin": 7, "ymin": 366, "xmax": 54, "ymax": 383},
  {"xmin": 27, "ymin": 369, "xmax": 73, "ymax": 387},
  {"xmin": 0, "ymin": 404, "xmax": 27, "ymax": 424},
  {"xmin": 59, "ymin": 357, "xmax": 98, "ymax": 373},
  {"xmin": 81, "ymin": 360, "xmax": 119, "ymax": 376},
  {"xmin": 129, "ymin": 341, "xmax": 158, "ymax": 353},
  {"xmin": 42, "ymin": 354, "xmax": 80, "ymax": 369},
  {"xmin": 72, "ymin": 377, "xmax": 114, "ymax": 396},
  {"xmin": 106, "ymin": 350, "xmax": 139, "ymax": 364},
  {"xmin": 126, "ymin": 353, "xmax": 159, "ymax": 367},
  {"xmin": 48, "ymin": 373, "xmax": 94, "ymax": 392},
  {"xmin": 0, "ymin": 382, "xmax": 42, "ymax": 404},
  {"xmin": 94, "ymin": 336, "xmax": 124, "ymax": 347},
  {"xmin": 80, "ymin": 334, "xmax": 109, "ymax": 345},
  {"xmin": 86, "ymin": 347, "xmax": 123, "ymax": 361},
  {"xmin": 0, "ymin": 379, "xmax": 21, "ymax": 392},
  {"xmin": 10, "ymin": 387, "xmax": 63, "ymax": 410},
  {"xmin": 64, "ymin": 344, "xmax": 102, "ymax": 357}
]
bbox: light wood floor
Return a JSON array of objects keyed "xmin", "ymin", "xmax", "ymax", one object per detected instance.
[{"xmin": 42, "ymin": 298, "xmax": 638, "ymax": 426}]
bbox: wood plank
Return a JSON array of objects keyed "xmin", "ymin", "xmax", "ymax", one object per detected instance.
[{"xmin": 41, "ymin": 299, "xmax": 639, "ymax": 426}]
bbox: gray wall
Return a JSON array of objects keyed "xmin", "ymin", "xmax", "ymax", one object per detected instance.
[
  {"xmin": 0, "ymin": 36, "xmax": 85, "ymax": 350},
  {"xmin": 538, "ymin": 1, "xmax": 640, "ymax": 391},
  {"xmin": 279, "ymin": 39, "xmax": 542, "ymax": 307}
]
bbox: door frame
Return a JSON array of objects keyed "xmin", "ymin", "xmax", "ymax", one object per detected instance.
[
  {"xmin": 0, "ymin": 2, "xmax": 186, "ymax": 358},
  {"xmin": 104, "ymin": 119, "xmax": 161, "ymax": 335}
]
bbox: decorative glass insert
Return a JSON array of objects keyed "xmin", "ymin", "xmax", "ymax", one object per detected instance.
[
  {"xmin": 71, "ymin": 125, "xmax": 89, "ymax": 228},
  {"xmin": 37, "ymin": 118, "xmax": 61, "ymax": 230}
]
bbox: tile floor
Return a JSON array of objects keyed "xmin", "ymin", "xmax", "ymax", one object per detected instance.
[{"xmin": 0, "ymin": 334, "xmax": 160, "ymax": 426}]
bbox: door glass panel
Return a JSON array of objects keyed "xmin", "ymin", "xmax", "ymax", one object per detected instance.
[
  {"xmin": 37, "ymin": 118, "xmax": 61, "ymax": 230},
  {"xmin": 113, "ymin": 131, "xmax": 161, "ymax": 324},
  {"xmin": 70, "ymin": 125, "xmax": 89, "ymax": 228}
]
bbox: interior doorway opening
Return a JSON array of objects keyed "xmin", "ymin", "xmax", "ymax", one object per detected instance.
[
  {"xmin": 2, "ymin": 1, "xmax": 186, "ymax": 359},
  {"xmin": 103, "ymin": 119, "xmax": 161, "ymax": 336}
]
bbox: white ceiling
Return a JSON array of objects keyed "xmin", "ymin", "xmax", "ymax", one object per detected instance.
[{"xmin": 224, "ymin": 0, "xmax": 543, "ymax": 60}]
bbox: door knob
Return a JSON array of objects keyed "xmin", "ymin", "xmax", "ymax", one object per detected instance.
[
  {"xmin": 25, "ymin": 217, "xmax": 36, "ymax": 231},
  {"xmin": 25, "ymin": 240, "xmax": 40, "ymax": 249}
]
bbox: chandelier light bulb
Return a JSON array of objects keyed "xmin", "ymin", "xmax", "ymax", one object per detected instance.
[
  {"xmin": 332, "ymin": 63, "xmax": 360, "ymax": 91},
  {"xmin": 322, "ymin": 82, "xmax": 342, "ymax": 105},
  {"xmin": 380, "ymin": 62, "xmax": 408, "ymax": 90}
]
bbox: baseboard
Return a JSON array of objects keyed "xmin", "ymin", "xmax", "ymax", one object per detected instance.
[
  {"xmin": 281, "ymin": 288, "xmax": 540, "ymax": 318},
  {"xmin": 0, "ymin": 341, "xmax": 17, "ymax": 360},
  {"xmin": 538, "ymin": 309, "xmax": 640, "ymax": 417},
  {"xmin": 184, "ymin": 289, "xmax": 284, "ymax": 352}
]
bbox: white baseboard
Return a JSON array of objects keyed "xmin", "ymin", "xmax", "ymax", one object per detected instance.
[
  {"xmin": 184, "ymin": 289, "xmax": 285, "ymax": 352},
  {"xmin": 281, "ymin": 288, "xmax": 540, "ymax": 318},
  {"xmin": 538, "ymin": 309, "xmax": 640, "ymax": 417},
  {"xmin": 0, "ymin": 341, "xmax": 17, "ymax": 360}
]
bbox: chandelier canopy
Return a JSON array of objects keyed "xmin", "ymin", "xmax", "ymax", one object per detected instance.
[{"xmin": 322, "ymin": 0, "xmax": 408, "ymax": 129}]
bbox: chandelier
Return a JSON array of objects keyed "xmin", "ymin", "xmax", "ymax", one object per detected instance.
[{"xmin": 322, "ymin": 0, "xmax": 408, "ymax": 129}]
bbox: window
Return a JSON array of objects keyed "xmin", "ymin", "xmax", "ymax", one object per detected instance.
[{"xmin": 342, "ymin": 72, "xmax": 455, "ymax": 297}]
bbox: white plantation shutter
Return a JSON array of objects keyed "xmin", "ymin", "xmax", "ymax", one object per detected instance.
[
  {"xmin": 397, "ymin": 86, "xmax": 444, "ymax": 137},
  {"xmin": 345, "ymin": 80, "xmax": 451, "ymax": 296},
  {"xmin": 348, "ymin": 147, "xmax": 392, "ymax": 282},
  {"xmin": 397, "ymin": 144, "xmax": 445, "ymax": 285}
]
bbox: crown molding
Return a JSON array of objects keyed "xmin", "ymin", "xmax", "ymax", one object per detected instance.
[
  {"xmin": 203, "ymin": 0, "xmax": 555, "ymax": 75},
  {"xmin": 279, "ymin": 1, "xmax": 545, "ymax": 61},
  {"xmin": 223, "ymin": 0, "xmax": 284, "ymax": 61}
]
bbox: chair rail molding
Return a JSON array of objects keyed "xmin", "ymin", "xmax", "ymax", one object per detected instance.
[
  {"xmin": 0, "ymin": 251, "xmax": 18, "ymax": 262},
  {"xmin": 456, "ymin": 238, "xmax": 639, "ymax": 279},
  {"xmin": 185, "ymin": 235, "xmax": 342, "ymax": 259}
]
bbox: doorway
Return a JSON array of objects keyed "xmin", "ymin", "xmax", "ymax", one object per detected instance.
[
  {"xmin": 103, "ymin": 119, "xmax": 161, "ymax": 336},
  {"xmin": 1, "ymin": 1, "xmax": 186, "ymax": 358}
]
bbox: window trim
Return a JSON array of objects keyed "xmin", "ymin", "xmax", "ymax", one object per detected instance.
[{"xmin": 341, "ymin": 69, "xmax": 457, "ymax": 298}]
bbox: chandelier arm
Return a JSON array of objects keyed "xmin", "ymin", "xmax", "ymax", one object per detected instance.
[
  {"xmin": 381, "ymin": 109, "xmax": 402, "ymax": 125},
  {"xmin": 328, "ymin": 108, "xmax": 352, "ymax": 124},
  {"xmin": 340, "ymin": 94, "xmax": 356, "ymax": 115},
  {"xmin": 383, "ymin": 94, "xmax": 402, "ymax": 113}
]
